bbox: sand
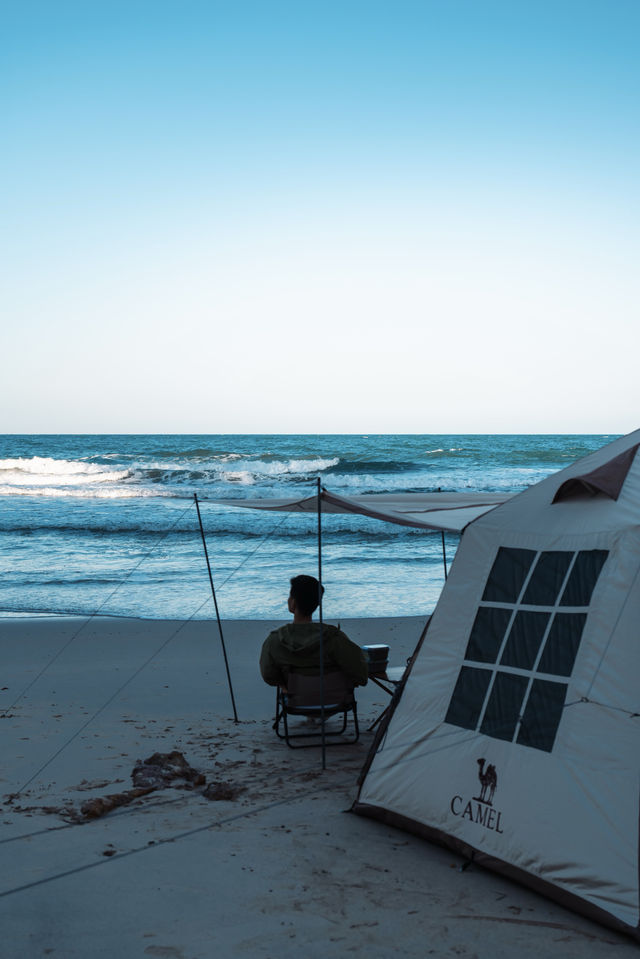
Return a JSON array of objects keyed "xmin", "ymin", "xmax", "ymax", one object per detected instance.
[{"xmin": 1, "ymin": 615, "xmax": 636, "ymax": 959}]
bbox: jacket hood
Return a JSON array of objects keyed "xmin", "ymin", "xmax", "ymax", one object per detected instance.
[{"xmin": 278, "ymin": 623, "xmax": 329, "ymax": 654}]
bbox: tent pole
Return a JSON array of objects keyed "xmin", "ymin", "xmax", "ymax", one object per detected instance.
[
  {"xmin": 441, "ymin": 530, "xmax": 448, "ymax": 581},
  {"xmin": 317, "ymin": 478, "xmax": 326, "ymax": 770},
  {"xmin": 194, "ymin": 494, "xmax": 239, "ymax": 723}
]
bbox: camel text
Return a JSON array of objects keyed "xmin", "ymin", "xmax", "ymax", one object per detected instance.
[{"xmin": 450, "ymin": 796, "xmax": 504, "ymax": 833}]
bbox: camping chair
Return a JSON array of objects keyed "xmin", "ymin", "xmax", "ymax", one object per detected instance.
[{"xmin": 274, "ymin": 669, "xmax": 360, "ymax": 748}]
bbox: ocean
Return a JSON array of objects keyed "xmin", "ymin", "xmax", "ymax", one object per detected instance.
[{"xmin": 0, "ymin": 434, "xmax": 616, "ymax": 621}]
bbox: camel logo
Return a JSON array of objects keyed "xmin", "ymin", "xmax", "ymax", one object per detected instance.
[
  {"xmin": 450, "ymin": 757, "xmax": 504, "ymax": 833},
  {"xmin": 474, "ymin": 757, "xmax": 497, "ymax": 805}
]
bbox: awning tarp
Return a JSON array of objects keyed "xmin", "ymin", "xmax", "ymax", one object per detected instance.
[{"xmin": 209, "ymin": 489, "xmax": 512, "ymax": 533}]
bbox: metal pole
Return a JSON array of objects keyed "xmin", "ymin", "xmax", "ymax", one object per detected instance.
[
  {"xmin": 194, "ymin": 494, "xmax": 239, "ymax": 723},
  {"xmin": 317, "ymin": 478, "xmax": 326, "ymax": 769},
  {"xmin": 441, "ymin": 530, "xmax": 448, "ymax": 581}
]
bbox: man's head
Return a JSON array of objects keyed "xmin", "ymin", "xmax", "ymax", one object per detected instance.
[{"xmin": 288, "ymin": 574, "xmax": 324, "ymax": 618}]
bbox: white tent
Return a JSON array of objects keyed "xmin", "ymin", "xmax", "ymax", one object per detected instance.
[{"xmin": 354, "ymin": 430, "xmax": 640, "ymax": 939}]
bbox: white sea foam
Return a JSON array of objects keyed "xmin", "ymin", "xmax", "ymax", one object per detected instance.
[
  {"xmin": 0, "ymin": 456, "xmax": 100, "ymax": 475},
  {"xmin": 218, "ymin": 457, "xmax": 339, "ymax": 480},
  {"xmin": 0, "ymin": 485, "xmax": 159, "ymax": 499},
  {"xmin": 287, "ymin": 458, "xmax": 338, "ymax": 473},
  {"xmin": 0, "ymin": 457, "xmax": 131, "ymax": 486},
  {"xmin": 0, "ymin": 452, "xmax": 340, "ymax": 497},
  {"xmin": 0, "ymin": 455, "xmax": 149, "ymax": 499},
  {"xmin": 223, "ymin": 471, "xmax": 256, "ymax": 485},
  {"xmin": 424, "ymin": 448, "xmax": 464, "ymax": 454},
  {"xmin": 112, "ymin": 455, "xmax": 340, "ymax": 484}
]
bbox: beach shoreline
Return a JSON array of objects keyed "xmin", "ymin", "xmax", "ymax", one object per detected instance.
[{"xmin": 2, "ymin": 615, "xmax": 635, "ymax": 958}]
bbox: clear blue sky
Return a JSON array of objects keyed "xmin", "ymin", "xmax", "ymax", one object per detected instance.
[{"xmin": 3, "ymin": 0, "xmax": 638, "ymax": 433}]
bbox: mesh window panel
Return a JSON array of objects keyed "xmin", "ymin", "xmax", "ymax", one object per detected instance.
[
  {"xmin": 538, "ymin": 613, "xmax": 587, "ymax": 676},
  {"xmin": 445, "ymin": 666, "xmax": 492, "ymax": 730},
  {"xmin": 522, "ymin": 551, "xmax": 573, "ymax": 606},
  {"xmin": 480, "ymin": 672, "xmax": 529, "ymax": 742},
  {"xmin": 482, "ymin": 547, "xmax": 536, "ymax": 604},
  {"xmin": 465, "ymin": 607, "xmax": 512, "ymax": 663},
  {"xmin": 517, "ymin": 679, "xmax": 567, "ymax": 751},
  {"xmin": 500, "ymin": 610, "xmax": 550, "ymax": 669},
  {"xmin": 560, "ymin": 550, "xmax": 608, "ymax": 607}
]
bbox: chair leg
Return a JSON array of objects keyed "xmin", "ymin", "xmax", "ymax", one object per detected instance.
[
  {"xmin": 274, "ymin": 688, "xmax": 288, "ymax": 739},
  {"xmin": 275, "ymin": 702, "xmax": 360, "ymax": 748}
]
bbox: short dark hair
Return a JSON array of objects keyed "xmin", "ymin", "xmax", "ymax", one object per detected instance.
[{"xmin": 290, "ymin": 575, "xmax": 324, "ymax": 617}]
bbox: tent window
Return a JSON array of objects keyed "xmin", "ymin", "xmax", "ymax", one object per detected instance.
[
  {"xmin": 500, "ymin": 611, "xmax": 550, "ymax": 669},
  {"xmin": 517, "ymin": 680, "xmax": 567, "ymax": 751},
  {"xmin": 465, "ymin": 607, "xmax": 512, "ymax": 662},
  {"xmin": 446, "ymin": 546, "xmax": 609, "ymax": 752},
  {"xmin": 480, "ymin": 673, "xmax": 529, "ymax": 742},
  {"xmin": 559, "ymin": 550, "xmax": 609, "ymax": 607},
  {"xmin": 444, "ymin": 666, "xmax": 492, "ymax": 729},
  {"xmin": 522, "ymin": 551, "xmax": 573, "ymax": 606},
  {"xmin": 538, "ymin": 613, "xmax": 586, "ymax": 676},
  {"xmin": 482, "ymin": 547, "xmax": 535, "ymax": 603}
]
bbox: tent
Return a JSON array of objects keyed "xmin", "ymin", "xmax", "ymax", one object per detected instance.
[{"xmin": 353, "ymin": 430, "xmax": 640, "ymax": 939}]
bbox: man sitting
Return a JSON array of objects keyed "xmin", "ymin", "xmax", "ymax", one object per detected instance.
[{"xmin": 259, "ymin": 575, "xmax": 368, "ymax": 690}]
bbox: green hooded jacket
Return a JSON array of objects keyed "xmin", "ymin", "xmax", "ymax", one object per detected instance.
[{"xmin": 260, "ymin": 622, "xmax": 368, "ymax": 688}]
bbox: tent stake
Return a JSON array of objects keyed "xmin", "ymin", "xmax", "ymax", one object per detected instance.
[
  {"xmin": 317, "ymin": 478, "xmax": 326, "ymax": 769},
  {"xmin": 194, "ymin": 494, "xmax": 239, "ymax": 723}
]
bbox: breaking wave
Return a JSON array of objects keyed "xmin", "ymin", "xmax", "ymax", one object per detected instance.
[
  {"xmin": 0, "ymin": 485, "xmax": 160, "ymax": 499},
  {"xmin": 0, "ymin": 454, "xmax": 342, "ymax": 499},
  {"xmin": 0, "ymin": 457, "xmax": 131, "ymax": 485}
]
